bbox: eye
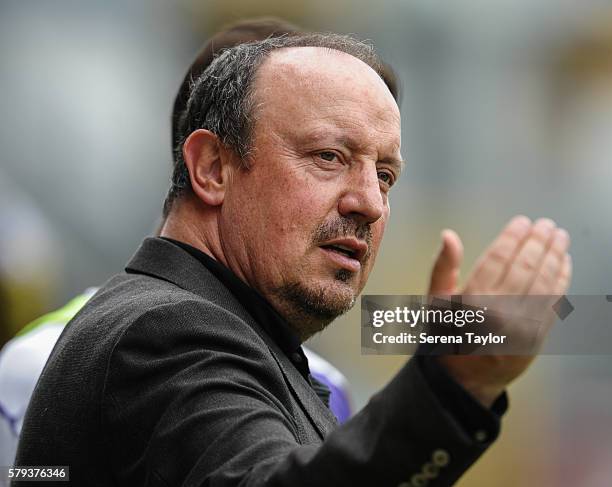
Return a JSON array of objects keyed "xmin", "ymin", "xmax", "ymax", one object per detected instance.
[
  {"xmin": 378, "ymin": 170, "xmax": 395, "ymax": 186},
  {"xmin": 318, "ymin": 151, "xmax": 338, "ymax": 162}
]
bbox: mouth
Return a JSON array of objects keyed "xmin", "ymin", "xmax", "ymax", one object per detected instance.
[{"xmin": 319, "ymin": 238, "xmax": 368, "ymax": 272}]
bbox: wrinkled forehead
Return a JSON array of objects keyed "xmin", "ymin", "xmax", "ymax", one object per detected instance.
[{"xmin": 252, "ymin": 47, "xmax": 401, "ymax": 145}]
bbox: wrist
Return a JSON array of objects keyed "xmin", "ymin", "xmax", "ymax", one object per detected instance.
[
  {"xmin": 459, "ymin": 382, "xmax": 504, "ymax": 409},
  {"xmin": 435, "ymin": 356, "xmax": 505, "ymax": 409}
]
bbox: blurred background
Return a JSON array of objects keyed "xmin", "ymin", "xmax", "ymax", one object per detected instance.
[{"xmin": 1, "ymin": 0, "xmax": 611, "ymax": 484}]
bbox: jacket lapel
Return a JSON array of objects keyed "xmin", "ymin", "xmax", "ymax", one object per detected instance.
[
  {"xmin": 267, "ymin": 343, "xmax": 339, "ymax": 438},
  {"xmin": 125, "ymin": 237, "xmax": 338, "ymax": 439}
]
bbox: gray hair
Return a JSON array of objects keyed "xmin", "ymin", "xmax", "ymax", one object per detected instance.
[{"xmin": 164, "ymin": 33, "xmax": 384, "ymax": 216}]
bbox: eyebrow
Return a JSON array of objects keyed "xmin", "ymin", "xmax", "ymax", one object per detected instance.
[
  {"xmin": 379, "ymin": 156, "xmax": 405, "ymax": 174},
  {"xmin": 335, "ymin": 135, "xmax": 404, "ymax": 174}
]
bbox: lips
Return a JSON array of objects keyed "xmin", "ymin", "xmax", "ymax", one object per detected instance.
[{"xmin": 319, "ymin": 238, "xmax": 368, "ymax": 272}]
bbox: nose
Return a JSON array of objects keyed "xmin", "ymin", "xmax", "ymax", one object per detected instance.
[{"xmin": 337, "ymin": 165, "xmax": 385, "ymax": 224}]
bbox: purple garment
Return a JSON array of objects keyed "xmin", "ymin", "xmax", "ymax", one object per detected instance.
[
  {"xmin": 304, "ymin": 347, "xmax": 352, "ymax": 423},
  {"xmin": 310, "ymin": 371, "xmax": 352, "ymax": 423}
]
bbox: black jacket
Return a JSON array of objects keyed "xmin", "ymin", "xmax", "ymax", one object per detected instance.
[{"xmin": 16, "ymin": 237, "xmax": 497, "ymax": 486}]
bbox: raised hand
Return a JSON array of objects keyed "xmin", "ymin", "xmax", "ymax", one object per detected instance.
[{"xmin": 428, "ymin": 216, "xmax": 572, "ymax": 407}]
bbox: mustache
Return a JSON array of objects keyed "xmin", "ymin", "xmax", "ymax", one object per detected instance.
[{"xmin": 312, "ymin": 216, "xmax": 373, "ymax": 260}]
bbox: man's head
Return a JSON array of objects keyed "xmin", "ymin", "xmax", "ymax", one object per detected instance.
[
  {"xmin": 168, "ymin": 19, "xmax": 400, "ymax": 207},
  {"xmin": 163, "ymin": 34, "xmax": 402, "ymax": 340}
]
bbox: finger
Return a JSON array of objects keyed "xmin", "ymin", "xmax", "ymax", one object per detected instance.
[
  {"xmin": 429, "ymin": 229, "xmax": 463, "ymax": 295},
  {"xmin": 498, "ymin": 218, "xmax": 556, "ymax": 294},
  {"xmin": 466, "ymin": 215, "xmax": 531, "ymax": 291},
  {"xmin": 553, "ymin": 253, "xmax": 572, "ymax": 296},
  {"xmin": 529, "ymin": 228, "xmax": 570, "ymax": 295}
]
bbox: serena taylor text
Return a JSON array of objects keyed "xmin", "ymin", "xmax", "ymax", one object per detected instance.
[{"xmin": 372, "ymin": 332, "xmax": 506, "ymax": 345}]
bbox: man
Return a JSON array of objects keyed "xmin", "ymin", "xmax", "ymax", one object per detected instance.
[
  {"xmin": 16, "ymin": 32, "xmax": 571, "ymax": 486},
  {"xmin": 0, "ymin": 20, "xmax": 358, "ymax": 466}
]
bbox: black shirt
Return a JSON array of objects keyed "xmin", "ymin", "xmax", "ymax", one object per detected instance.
[{"xmin": 162, "ymin": 237, "xmax": 506, "ymax": 439}]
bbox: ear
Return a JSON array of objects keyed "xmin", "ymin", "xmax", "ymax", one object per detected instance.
[{"xmin": 182, "ymin": 129, "xmax": 231, "ymax": 206}]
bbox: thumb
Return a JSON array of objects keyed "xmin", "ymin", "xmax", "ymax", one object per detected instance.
[{"xmin": 428, "ymin": 229, "xmax": 464, "ymax": 295}]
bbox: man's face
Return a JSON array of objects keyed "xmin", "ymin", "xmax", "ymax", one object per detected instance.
[{"xmin": 219, "ymin": 47, "xmax": 402, "ymax": 338}]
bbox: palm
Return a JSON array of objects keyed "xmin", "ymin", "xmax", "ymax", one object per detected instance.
[{"xmin": 426, "ymin": 216, "xmax": 572, "ymax": 407}]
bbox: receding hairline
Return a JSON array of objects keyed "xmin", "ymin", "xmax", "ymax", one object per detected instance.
[
  {"xmin": 251, "ymin": 45, "xmax": 399, "ymax": 119},
  {"xmin": 257, "ymin": 45, "xmax": 393, "ymax": 91}
]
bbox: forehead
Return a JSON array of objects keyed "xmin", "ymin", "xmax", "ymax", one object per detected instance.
[{"xmin": 252, "ymin": 47, "xmax": 401, "ymax": 153}]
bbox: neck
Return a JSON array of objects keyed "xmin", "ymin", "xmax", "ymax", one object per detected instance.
[{"xmin": 159, "ymin": 195, "xmax": 228, "ymax": 268}]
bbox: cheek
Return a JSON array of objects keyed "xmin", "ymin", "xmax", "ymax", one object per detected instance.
[
  {"xmin": 233, "ymin": 171, "xmax": 329, "ymax": 254},
  {"xmin": 363, "ymin": 219, "xmax": 387, "ymax": 272},
  {"xmin": 263, "ymin": 171, "xmax": 331, "ymax": 230},
  {"xmin": 267, "ymin": 193, "xmax": 324, "ymax": 253},
  {"xmin": 371, "ymin": 218, "xmax": 387, "ymax": 252}
]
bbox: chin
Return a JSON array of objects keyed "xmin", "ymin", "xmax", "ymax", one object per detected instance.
[{"xmin": 273, "ymin": 275, "xmax": 358, "ymax": 324}]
